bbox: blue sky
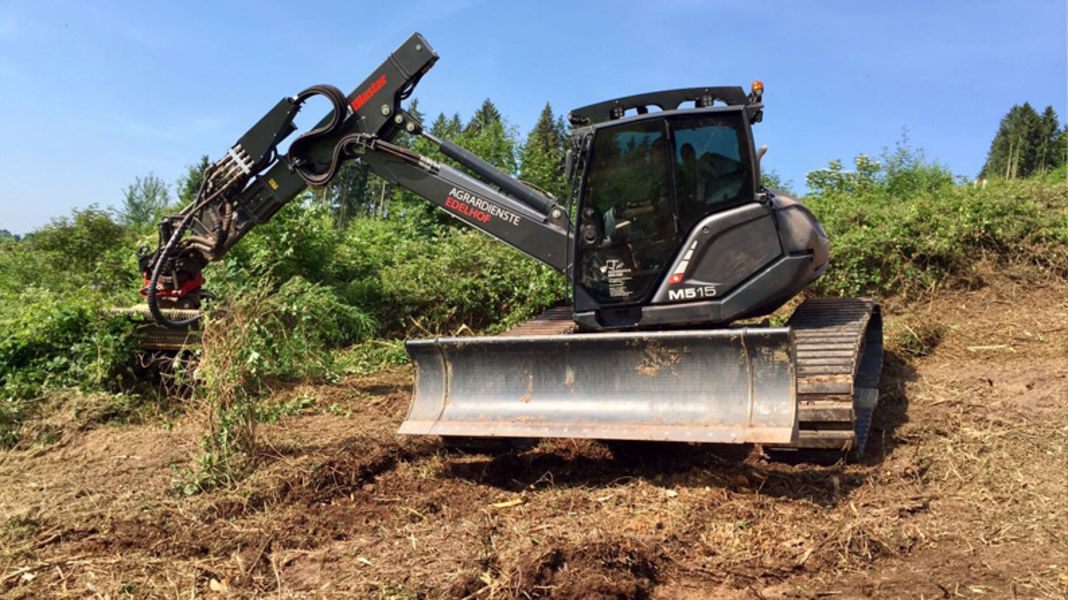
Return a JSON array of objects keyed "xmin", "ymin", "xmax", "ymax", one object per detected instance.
[{"xmin": 1, "ymin": 0, "xmax": 1064, "ymax": 234}]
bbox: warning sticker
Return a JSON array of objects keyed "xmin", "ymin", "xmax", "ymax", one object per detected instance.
[{"xmin": 603, "ymin": 259, "xmax": 633, "ymax": 298}]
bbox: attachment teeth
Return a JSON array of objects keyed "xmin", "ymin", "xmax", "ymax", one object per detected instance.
[{"xmin": 227, "ymin": 145, "xmax": 254, "ymax": 175}]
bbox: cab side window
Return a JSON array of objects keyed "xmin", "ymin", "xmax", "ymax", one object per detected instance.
[
  {"xmin": 578, "ymin": 120, "xmax": 678, "ymax": 305},
  {"xmin": 672, "ymin": 114, "xmax": 753, "ymax": 233}
]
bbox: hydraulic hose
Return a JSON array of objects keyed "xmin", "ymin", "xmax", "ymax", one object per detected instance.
[
  {"xmin": 145, "ymin": 161, "xmax": 236, "ymax": 329},
  {"xmin": 148, "ymin": 84, "xmax": 348, "ymax": 329},
  {"xmin": 287, "ymin": 84, "xmax": 349, "ymax": 186},
  {"xmin": 146, "ymin": 210, "xmax": 202, "ymax": 329}
]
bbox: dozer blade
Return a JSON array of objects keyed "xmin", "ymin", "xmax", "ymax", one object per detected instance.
[{"xmin": 400, "ymin": 328, "xmax": 798, "ymax": 445}]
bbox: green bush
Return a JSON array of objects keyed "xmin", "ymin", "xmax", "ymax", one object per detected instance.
[
  {"xmin": 211, "ymin": 201, "xmax": 346, "ymax": 288},
  {"xmin": 0, "ymin": 209, "xmax": 146, "ymax": 446},
  {"xmin": 0, "ymin": 289, "xmax": 137, "ymax": 446},
  {"xmin": 345, "ymin": 224, "xmax": 566, "ymax": 336},
  {"xmin": 336, "ymin": 339, "xmax": 410, "ymax": 376},
  {"xmin": 803, "ymin": 145, "xmax": 1067, "ymax": 298},
  {"xmin": 213, "ymin": 199, "xmax": 567, "ymax": 340},
  {"xmin": 0, "ymin": 207, "xmax": 140, "ymax": 301}
]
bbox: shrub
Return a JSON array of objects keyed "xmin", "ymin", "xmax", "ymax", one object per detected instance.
[
  {"xmin": 221, "ymin": 201, "xmax": 568, "ymax": 339},
  {"xmin": 181, "ymin": 277, "xmax": 377, "ymax": 491},
  {"xmin": 336, "ymin": 339, "xmax": 410, "ymax": 376},
  {"xmin": 364, "ymin": 228, "xmax": 566, "ymax": 336},
  {"xmin": 803, "ymin": 144, "xmax": 1067, "ymax": 298},
  {"xmin": 0, "ymin": 289, "xmax": 137, "ymax": 446},
  {"xmin": 0, "ymin": 208, "xmax": 144, "ymax": 446},
  {"xmin": 211, "ymin": 200, "xmax": 346, "ymax": 287},
  {"xmin": 0, "ymin": 207, "xmax": 140, "ymax": 300}
]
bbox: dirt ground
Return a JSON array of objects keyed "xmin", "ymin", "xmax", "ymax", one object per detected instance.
[{"xmin": 0, "ymin": 267, "xmax": 1065, "ymax": 599}]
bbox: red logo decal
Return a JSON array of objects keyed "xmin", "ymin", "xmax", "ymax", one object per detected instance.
[
  {"xmin": 446, "ymin": 196, "xmax": 492, "ymax": 223},
  {"xmin": 350, "ymin": 74, "xmax": 387, "ymax": 112}
]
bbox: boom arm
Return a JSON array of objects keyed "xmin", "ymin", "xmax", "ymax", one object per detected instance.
[{"xmin": 141, "ymin": 33, "xmax": 570, "ymax": 327}]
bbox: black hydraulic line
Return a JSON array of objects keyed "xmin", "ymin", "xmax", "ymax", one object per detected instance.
[
  {"xmin": 145, "ymin": 162, "xmax": 231, "ymax": 329},
  {"xmin": 422, "ymin": 132, "xmax": 557, "ymax": 215},
  {"xmin": 147, "ymin": 84, "xmax": 349, "ymax": 329},
  {"xmin": 287, "ymin": 84, "xmax": 349, "ymax": 186},
  {"xmin": 145, "ymin": 156, "xmax": 250, "ymax": 329},
  {"xmin": 146, "ymin": 210, "xmax": 202, "ymax": 329}
]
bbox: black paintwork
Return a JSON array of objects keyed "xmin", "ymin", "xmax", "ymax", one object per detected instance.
[{"xmin": 569, "ymin": 87, "xmax": 763, "ymax": 125}]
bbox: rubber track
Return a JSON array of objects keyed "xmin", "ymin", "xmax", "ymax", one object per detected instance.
[{"xmin": 778, "ymin": 297, "xmax": 883, "ymax": 459}]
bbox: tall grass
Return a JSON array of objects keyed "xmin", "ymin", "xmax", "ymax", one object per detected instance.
[{"xmin": 181, "ymin": 277, "xmax": 378, "ymax": 492}]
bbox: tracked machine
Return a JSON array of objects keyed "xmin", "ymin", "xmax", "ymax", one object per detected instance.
[{"xmin": 135, "ymin": 33, "xmax": 883, "ymax": 459}]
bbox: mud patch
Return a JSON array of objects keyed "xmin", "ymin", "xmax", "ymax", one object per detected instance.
[{"xmin": 635, "ymin": 343, "xmax": 681, "ymax": 377}]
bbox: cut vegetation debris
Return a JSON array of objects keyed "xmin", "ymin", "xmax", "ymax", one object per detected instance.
[{"xmin": 0, "ymin": 265, "xmax": 1064, "ymax": 598}]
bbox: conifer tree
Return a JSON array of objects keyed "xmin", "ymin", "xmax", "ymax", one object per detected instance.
[
  {"xmin": 428, "ymin": 113, "xmax": 450, "ymax": 137},
  {"xmin": 456, "ymin": 99, "xmax": 518, "ymax": 172},
  {"xmin": 519, "ymin": 102, "xmax": 568, "ymax": 199},
  {"xmin": 980, "ymin": 103, "xmax": 1064, "ymax": 179},
  {"xmin": 447, "ymin": 113, "xmax": 464, "ymax": 137},
  {"xmin": 1035, "ymin": 106, "xmax": 1064, "ymax": 173},
  {"xmin": 465, "ymin": 99, "xmax": 504, "ymax": 136}
]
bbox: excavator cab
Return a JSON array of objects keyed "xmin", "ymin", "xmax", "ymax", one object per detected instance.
[
  {"xmin": 403, "ymin": 88, "xmax": 828, "ymax": 449},
  {"xmin": 575, "ymin": 109, "xmax": 756, "ymax": 310},
  {"xmin": 565, "ymin": 87, "xmax": 829, "ymax": 330}
]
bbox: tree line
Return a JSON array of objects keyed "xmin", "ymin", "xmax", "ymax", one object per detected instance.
[
  {"xmin": 115, "ymin": 98, "xmax": 1066, "ymax": 229},
  {"xmin": 116, "ymin": 99, "xmax": 569, "ymax": 231},
  {"xmin": 979, "ymin": 103, "xmax": 1066, "ymax": 180}
]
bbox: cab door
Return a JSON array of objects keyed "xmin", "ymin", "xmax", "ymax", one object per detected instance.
[{"xmin": 575, "ymin": 118, "xmax": 679, "ymax": 309}]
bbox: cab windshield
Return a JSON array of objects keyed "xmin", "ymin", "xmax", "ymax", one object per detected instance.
[{"xmin": 577, "ymin": 111, "xmax": 753, "ymax": 306}]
